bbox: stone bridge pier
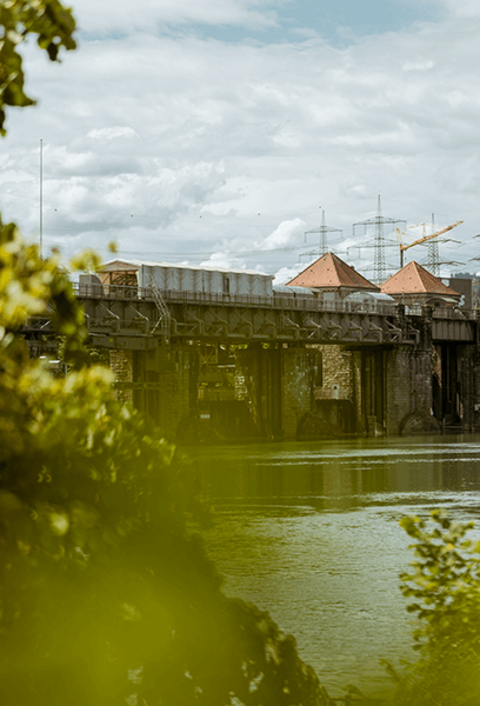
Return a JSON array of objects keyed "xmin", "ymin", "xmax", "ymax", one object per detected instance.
[
  {"xmin": 111, "ymin": 316, "xmax": 480, "ymax": 440},
  {"xmin": 113, "ymin": 343, "xmax": 196, "ymax": 438},
  {"xmin": 347, "ymin": 308, "xmax": 480, "ymax": 436}
]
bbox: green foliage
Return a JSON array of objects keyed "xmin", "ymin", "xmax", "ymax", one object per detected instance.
[
  {"xmin": 390, "ymin": 510, "xmax": 480, "ymax": 706},
  {"xmin": 0, "ymin": 218, "xmax": 88, "ymax": 368},
  {"xmin": 0, "ymin": 0, "xmax": 76, "ymax": 135},
  {"xmin": 0, "ymin": 228, "xmax": 325, "ymax": 704}
]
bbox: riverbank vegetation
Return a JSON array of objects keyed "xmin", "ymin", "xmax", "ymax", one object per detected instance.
[
  {"xmin": 386, "ymin": 511, "xmax": 480, "ymax": 706},
  {"xmin": 0, "ymin": 220, "xmax": 324, "ymax": 705}
]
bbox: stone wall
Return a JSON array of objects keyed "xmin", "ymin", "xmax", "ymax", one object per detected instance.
[
  {"xmin": 309, "ymin": 345, "xmax": 364, "ymax": 433},
  {"xmin": 109, "ymin": 349, "xmax": 133, "ymax": 405},
  {"xmin": 314, "ymin": 345, "xmax": 353, "ymax": 401}
]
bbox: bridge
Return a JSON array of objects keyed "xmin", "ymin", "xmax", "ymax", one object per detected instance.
[{"xmin": 23, "ymin": 283, "xmax": 480, "ymax": 442}]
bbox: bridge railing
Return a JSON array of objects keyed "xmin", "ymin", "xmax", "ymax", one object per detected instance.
[
  {"xmin": 73, "ymin": 283, "xmax": 476, "ymax": 320},
  {"xmin": 74, "ymin": 283, "xmax": 398, "ymax": 316}
]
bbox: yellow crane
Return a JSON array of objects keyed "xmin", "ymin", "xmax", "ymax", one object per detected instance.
[{"xmin": 395, "ymin": 220, "xmax": 463, "ymax": 268}]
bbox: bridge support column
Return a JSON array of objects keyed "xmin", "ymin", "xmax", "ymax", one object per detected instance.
[
  {"xmin": 473, "ymin": 319, "xmax": 480, "ymax": 432},
  {"xmin": 457, "ymin": 344, "xmax": 476, "ymax": 431},
  {"xmin": 358, "ymin": 348, "xmax": 386, "ymax": 436},
  {"xmin": 236, "ymin": 344, "xmax": 314, "ymax": 439},
  {"xmin": 281, "ymin": 346, "xmax": 315, "ymax": 440},
  {"xmin": 236, "ymin": 344, "xmax": 282, "ymax": 438},
  {"xmin": 434, "ymin": 342, "xmax": 478, "ymax": 432},
  {"xmin": 131, "ymin": 342, "xmax": 197, "ymax": 438},
  {"xmin": 384, "ymin": 345, "xmax": 433, "ymax": 434},
  {"xmin": 384, "ymin": 308, "xmax": 437, "ymax": 435}
]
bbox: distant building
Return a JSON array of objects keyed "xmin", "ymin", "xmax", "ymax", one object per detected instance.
[
  {"xmin": 287, "ymin": 252, "xmax": 379, "ymax": 300},
  {"xmin": 380, "ymin": 261, "xmax": 461, "ymax": 308}
]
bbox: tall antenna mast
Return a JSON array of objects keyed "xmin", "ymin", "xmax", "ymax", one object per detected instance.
[
  {"xmin": 304, "ymin": 208, "xmax": 342, "ymax": 257},
  {"xmin": 353, "ymin": 195, "xmax": 405, "ymax": 284},
  {"xmin": 39, "ymin": 138, "xmax": 43, "ymax": 257}
]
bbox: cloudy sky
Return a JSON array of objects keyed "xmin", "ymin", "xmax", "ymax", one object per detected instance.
[{"xmin": 2, "ymin": 0, "xmax": 480, "ymax": 283}]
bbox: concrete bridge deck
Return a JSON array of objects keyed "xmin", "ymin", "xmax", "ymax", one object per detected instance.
[{"xmin": 23, "ymin": 282, "xmax": 476, "ymax": 348}]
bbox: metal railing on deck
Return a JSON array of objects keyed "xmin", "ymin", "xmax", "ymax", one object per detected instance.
[
  {"xmin": 73, "ymin": 282, "xmax": 476, "ymax": 321},
  {"xmin": 74, "ymin": 283, "xmax": 401, "ymax": 317}
]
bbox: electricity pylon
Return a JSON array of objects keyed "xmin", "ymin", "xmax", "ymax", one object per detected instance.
[
  {"xmin": 304, "ymin": 209, "xmax": 342, "ymax": 258},
  {"xmin": 427, "ymin": 215, "xmax": 440, "ymax": 276},
  {"xmin": 353, "ymin": 195, "xmax": 405, "ymax": 284}
]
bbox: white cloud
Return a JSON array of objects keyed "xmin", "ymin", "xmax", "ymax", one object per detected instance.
[
  {"xmin": 87, "ymin": 127, "xmax": 139, "ymax": 140},
  {"xmin": 75, "ymin": 0, "xmax": 279, "ymax": 34},
  {"xmin": 200, "ymin": 251, "xmax": 247, "ymax": 269},
  {"xmin": 3, "ymin": 3, "xmax": 480, "ymax": 277},
  {"xmin": 439, "ymin": 0, "xmax": 480, "ymax": 18},
  {"xmin": 273, "ymin": 265, "xmax": 303, "ymax": 284},
  {"xmin": 257, "ymin": 218, "xmax": 305, "ymax": 250}
]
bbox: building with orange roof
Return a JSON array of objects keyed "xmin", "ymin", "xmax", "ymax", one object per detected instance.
[
  {"xmin": 287, "ymin": 252, "xmax": 379, "ymax": 299},
  {"xmin": 380, "ymin": 261, "xmax": 461, "ymax": 308}
]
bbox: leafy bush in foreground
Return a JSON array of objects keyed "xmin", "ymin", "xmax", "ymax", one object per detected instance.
[
  {"xmin": 387, "ymin": 510, "xmax": 480, "ymax": 706},
  {"xmin": 0, "ymin": 221, "xmax": 326, "ymax": 706}
]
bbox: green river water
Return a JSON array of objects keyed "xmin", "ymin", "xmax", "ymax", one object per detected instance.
[{"xmin": 189, "ymin": 434, "xmax": 480, "ymax": 699}]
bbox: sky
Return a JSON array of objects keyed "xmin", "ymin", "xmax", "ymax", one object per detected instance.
[{"xmin": 2, "ymin": 0, "xmax": 480, "ymax": 283}]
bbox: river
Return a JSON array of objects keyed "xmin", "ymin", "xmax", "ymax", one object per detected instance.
[{"xmin": 190, "ymin": 434, "xmax": 480, "ymax": 699}]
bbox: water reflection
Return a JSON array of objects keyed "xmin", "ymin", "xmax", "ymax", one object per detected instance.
[{"xmin": 192, "ymin": 434, "xmax": 480, "ymax": 697}]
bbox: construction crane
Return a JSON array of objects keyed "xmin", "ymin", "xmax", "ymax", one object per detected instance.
[{"xmin": 395, "ymin": 220, "xmax": 463, "ymax": 269}]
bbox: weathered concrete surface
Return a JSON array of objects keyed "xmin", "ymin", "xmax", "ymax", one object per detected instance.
[
  {"xmin": 235, "ymin": 344, "xmax": 281, "ymax": 438},
  {"xmin": 126, "ymin": 343, "xmax": 195, "ymax": 437},
  {"xmin": 473, "ymin": 318, "xmax": 480, "ymax": 432},
  {"xmin": 384, "ymin": 345, "xmax": 435, "ymax": 435},
  {"xmin": 281, "ymin": 346, "xmax": 315, "ymax": 439},
  {"xmin": 236, "ymin": 344, "xmax": 315, "ymax": 439}
]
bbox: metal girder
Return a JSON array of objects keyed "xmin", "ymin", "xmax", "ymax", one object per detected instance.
[{"xmin": 23, "ymin": 290, "xmax": 443, "ymax": 347}]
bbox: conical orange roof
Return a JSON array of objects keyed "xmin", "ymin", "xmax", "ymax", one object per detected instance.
[
  {"xmin": 287, "ymin": 252, "xmax": 378, "ymax": 290},
  {"xmin": 380, "ymin": 261, "xmax": 460, "ymax": 296}
]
